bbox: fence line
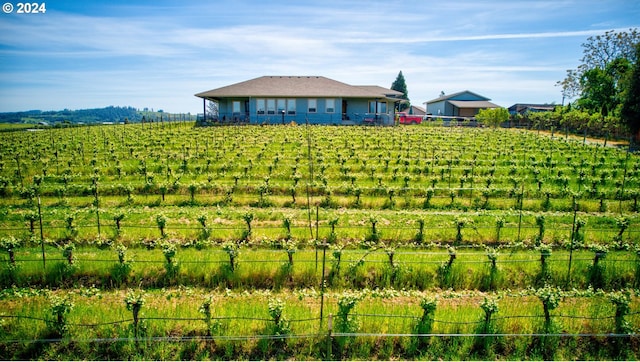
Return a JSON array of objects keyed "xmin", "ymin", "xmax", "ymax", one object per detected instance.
[
  {"xmin": 4, "ymin": 223, "xmax": 640, "ymax": 233},
  {"xmin": 1, "ymin": 332, "xmax": 639, "ymax": 346},
  {"xmin": 4, "ymin": 221, "xmax": 639, "ymax": 231},
  {"xmin": 0, "ymin": 311, "xmax": 637, "ymax": 345},
  {"xmin": 1, "ymin": 223, "xmax": 639, "ymax": 240},
  {"xmin": 4, "ymin": 254, "xmax": 638, "ymax": 268}
]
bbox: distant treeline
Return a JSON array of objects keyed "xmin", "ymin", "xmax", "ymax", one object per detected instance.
[{"xmin": 0, "ymin": 106, "xmax": 143, "ymax": 124}]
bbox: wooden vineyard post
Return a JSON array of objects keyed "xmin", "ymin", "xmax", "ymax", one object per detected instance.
[
  {"xmin": 567, "ymin": 195, "xmax": 578, "ymax": 288},
  {"xmin": 38, "ymin": 196, "xmax": 45, "ymax": 268},
  {"xmin": 326, "ymin": 314, "xmax": 333, "ymax": 360}
]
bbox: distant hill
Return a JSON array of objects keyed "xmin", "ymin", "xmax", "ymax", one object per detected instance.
[{"xmin": 0, "ymin": 106, "xmax": 190, "ymax": 125}]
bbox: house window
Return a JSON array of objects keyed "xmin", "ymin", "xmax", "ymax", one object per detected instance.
[
  {"xmin": 326, "ymin": 98, "xmax": 335, "ymax": 113},
  {"xmin": 277, "ymin": 99, "xmax": 286, "ymax": 114},
  {"xmin": 267, "ymin": 99, "xmax": 275, "ymax": 115},
  {"xmin": 287, "ymin": 99, "xmax": 296, "ymax": 115},
  {"xmin": 232, "ymin": 101, "xmax": 241, "ymax": 113},
  {"xmin": 256, "ymin": 99, "xmax": 265, "ymax": 115},
  {"xmin": 368, "ymin": 100, "xmax": 387, "ymax": 114},
  {"xmin": 308, "ymin": 99, "xmax": 317, "ymax": 113}
]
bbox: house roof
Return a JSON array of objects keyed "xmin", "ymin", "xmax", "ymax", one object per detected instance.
[
  {"xmin": 408, "ymin": 105, "xmax": 426, "ymax": 115},
  {"xmin": 355, "ymin": 85, "xmax": 404, "ymax": 98},
  {"xmin": 448, "ymin": 100, "xmax": 500, "ymax": 109},
  {"xmin": 508, "ymin": 103, "xmax": 556, "ymax": 112},
  {"xmin": 195, "ymin": 76, "xmax": 403, "ymax": 100},
  {"xmin": 425, "ymin": 90, "xmax": 490, "ymax": 104}
]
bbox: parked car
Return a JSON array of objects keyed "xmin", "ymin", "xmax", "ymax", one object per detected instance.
[{"xmin": 396, "ymin": 112, "xmax": 423, "ymax": 125}]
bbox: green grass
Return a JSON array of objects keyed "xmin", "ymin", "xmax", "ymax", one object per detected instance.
[
  {"xmin": 0, "ymin": 288, "xmax": 637, "ymax": 360},
  {"xmin": 1, "ymin": 246, "xmax": 637, "ymax": 291},
  {"xmin": 1, "ymin": 123, "xmax": 639, "ymax": 359}
]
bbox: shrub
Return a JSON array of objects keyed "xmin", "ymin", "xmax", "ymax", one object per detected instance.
[
  {"xmin": 410, "ymin": 297, "xmax": 437, "ymax": 354},
  {"xmin": 609, "ymin": 290, "xmax": 632, "ymax": 334},
  {"xmin": 161, "ymin": 242, "xmax": 179, "ymax": 278},
  {"xmin": 222, "ymin": 241, "xmax": 240, "ymax": 272},
  {"xmin": 423, "ymin": 188, "xmax": 434, "ymax": 209},
  {"xmin": 495, "ymin": 217, "xmax": 505, "ymax": 243},
  {"xmin": 0, "ymin": 236, "xmax": 20, "ymax": 265},
  {"xmin": 197, "ymin": 214, "xmax": 211, "ymax": 241},
  {"xmin": 111, "ymin": 243, "xmax": 132, "ymax": 285},
  {"xmin": 436, "ymin": 247, "xmax": 457, "ymax": 288},
  {"xmin": 453, "ymin": 216, "xmax": 472, "ymax": 245},
  {"xmin": 124, "ymin": 289, "xmax": 146, "ymax": 338},
  {"xmin": 327, "ymin": 218, "xmax": 339, "ymax": 244},
  {"xmin": 335, "ymin": 291, "xmax": 361, "ymax": 335},
  {"xmin": 62, "ymin": 243, "xmax": 75, "ymax": 265},
  {"xmin": 284, "ymin": 240, "xmax": 297, "ymax": 267},
  {"xmin": 535, "ymin": 244, "xmax": 553, "ymax": 286},
  {"xmin": 535, "ymin": 215, "xmax": 545, "ymax": 245},
  {"xmin": 113, "ymin": 212, "xmax": 125, "ymax": 236},
  {"xmin": 282, "ymin": 215, "xmax": 292, "ymax": 241},
  {"xmin": 24, "ymin": 211, "xmax": 38, "ymax": 234},
  {"xmin": 609, "ymin": 290, "xmax": 633, "ymax": 358},
  {"xmin": 613, "ymin": 216, "xmax": 630, "ymax": 250},
  {"xmin": 365, "ymin": 215, "xmax": 380, "ymax": 242},
  {"xmin": 588, "ymin": 244, "xmax": 608, "ymax": 289},
  {"xmin": 472, "ymin": 296, "xmax": 500, "ymax": 357},
  {"xmin": 329, "ymin": 244, "xmax": 344, "ymax": 283},
  {"xmin": 532, "ymin": 285, "xmax": 562, "ymax": 360},
  {"xmin": 155, "ymin": 213, "xmax": 167, "ymax": 238},
  {"xmin": 47, "ymin": 295, "xmax": 74, "ymax": 337},
  {"xmin": 414, "ymin": 219, "xmax": 425, "ymax": 243},
  {"xmin": 267, "ymin": 297, "xmax": 291, "ymax": 336},
  {"xmin": 241, "ymin": 212, "xmax": 254, "ymax": 241},
  {"xmin": 482, "ymin": 247, "xmax": 500, "ymax": 291},
  {"xmin": 65, "ymin": 213, "xmax": 78, "ymax": 240},
  {"xmin": 199, "ymin": 295, "xmax": 214, "ymax": 336}
]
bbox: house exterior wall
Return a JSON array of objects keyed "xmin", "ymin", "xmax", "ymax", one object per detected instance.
[
  {"xmin": 426, "ymin": 91, "xmax": 490, "ymax": 117},
  {"xmin": 458, "ymin": 107, "xmax": 478, "ymax": 117},
  {"xmin": 449, "ymin": 92, "xmax": 487, "ymax": 101},
  {"xmin": 427, "ymin": 100, "xmax": 448, "ymax": 116},
  {"xmin": 212, "ymin": 97, "xmax": 393, "ymax": 125}
]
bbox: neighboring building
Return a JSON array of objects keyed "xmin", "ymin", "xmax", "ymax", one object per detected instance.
[
  {"xmin": 508, "ymin": 103, "xmax": 556, "ymax": 115},
  {"xmin": 423, "ymin": 90, "xmax": 499, "ymax": 118},
  {"xmin": 406, "ymin": 105, "xmax": 426, "ymax": 115},
  {"xmin": 195, "ymin": 76, "xmax": 403, "ymax": 125}
]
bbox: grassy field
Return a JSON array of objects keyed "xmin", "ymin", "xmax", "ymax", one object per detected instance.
[
  {"xmin": 0, "ymin": 287, "xmax": 638, "ymax": 360},
  {"xmin": 0, "ymin": 122, "xmax": 638, "ymax": 359}
]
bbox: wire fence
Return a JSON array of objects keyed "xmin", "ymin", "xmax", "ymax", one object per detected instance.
[
  {"xmin": 1, "ymin": 221, "xmax": 639, "ymax": 245},
  {"xmin": 1, "ymin": 311, "xmax": 638, "ymax": 344}
]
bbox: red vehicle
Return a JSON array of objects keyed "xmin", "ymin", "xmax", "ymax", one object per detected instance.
[{"xmin": 396, "ymin": 112, "xmax": 423, "ymax": 125}]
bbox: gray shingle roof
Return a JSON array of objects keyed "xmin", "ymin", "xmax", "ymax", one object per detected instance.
[
  {"xmin": 448, "ymin": 100, "xmax": 499, "ymax": 109},
  {"xmin": 195, "ymin": 76, "xmax": 402, "ymax": 99},
  {"xmin": 425, "ymin": 90, "xmax": 490, "ymax": 103}
]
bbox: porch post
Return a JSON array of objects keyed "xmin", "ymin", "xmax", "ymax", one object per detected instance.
[{"xmin": 203, "ymin": 98, "xmax": 206, "ymax": 122}]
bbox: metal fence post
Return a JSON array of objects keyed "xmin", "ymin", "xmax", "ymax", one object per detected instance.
[
  {"xmin": 38, "ymin": 196, "xmax": 45, "ymax": 268},
  {"xmin": 326, "ymin": 313, "xmax": 333, "ymax": 360}
]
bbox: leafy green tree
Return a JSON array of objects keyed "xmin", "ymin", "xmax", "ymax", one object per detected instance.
[
  {"xmin": 556, "ymin": 69, "xmax": 581, "ymax": 103},
  {"xmin": 475, "ymin": 107, "xmax": 510, "ymax": 128},
  {"xmin": 560, "ymin": 29, "xmax": 639, "ymax": 96},
  {"xmin": 578, "ymin": 57, "xmax": 631, "ymax": 117},
  {"xmin": 557, "ymin": 28, "xmax": 639, "ymax": 133},
  {"xmin": 621, "ymin": 43, "xmax": 640, "ymax": 142},
  {"xmin": 581, "ymin": 29, "xmax": 639, "ymax": 69},
  {"xmin": 391, "ymin": 71, "xmax": 410, "ymax": 111}
]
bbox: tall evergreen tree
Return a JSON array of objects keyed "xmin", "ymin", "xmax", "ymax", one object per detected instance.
[
  {"xmin": 621, "ymin": 43, "xmax": 640, "ymax": 142},
  {"xmin": 391, "ymin": 71, "xmax": 410, "ymax": 111}
]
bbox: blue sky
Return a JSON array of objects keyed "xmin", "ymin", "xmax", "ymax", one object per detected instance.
[{"xmin": 1, "ymin": 0, "xmax": 639, "ymax": 113}]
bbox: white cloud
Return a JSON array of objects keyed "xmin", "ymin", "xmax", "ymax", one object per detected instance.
[{"xmin": 0, "ymin": 0, "xmax": 638, "ymax": 113}]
